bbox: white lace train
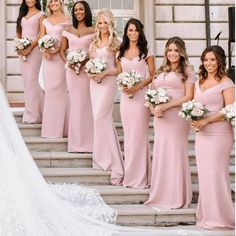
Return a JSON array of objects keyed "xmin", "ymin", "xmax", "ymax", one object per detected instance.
[{"xmin": 0, "ymin": 84, "xmax": 211, "ymax": 236}]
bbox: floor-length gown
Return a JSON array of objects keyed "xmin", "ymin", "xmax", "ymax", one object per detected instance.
[
  {"xmin": 20, "ymin": 11, "xmax": 44, "ymax": 124},
  {"xmin": 120, "ymin": 55, "xmax": 152, "ymax": 189},
  {"xmin": 90, "ymin": 46, "xmax": 124, "ymax": 185},
  {"xmin": 145, "ymin": 70, "xmax": 195, "ymax": 208},
  {"xmin": 41, "ymin": 19, "xmax": 70, "ymax": 138},
  {"xmin": 62, "ymin": 31, "xmax": 94, "ymax": 152},
  {"xmin": 194, "ymin": 79, "xmax": 235, "ymax": 229}
]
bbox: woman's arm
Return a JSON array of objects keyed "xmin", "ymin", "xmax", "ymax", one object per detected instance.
[
  {"xmin": 15, "ymin": 31, "xmax": 23, "ymax": 55},
  {"xmin": 59, "ymin": 35, "xmax": 68, "ymax": 62},
  {"xmin": 141, "ymin": 55, "xmax": 155, "ymax": 88},
  {"xmin": 38, "ymin": 17, "xmax": 51, "ymax": 58}
]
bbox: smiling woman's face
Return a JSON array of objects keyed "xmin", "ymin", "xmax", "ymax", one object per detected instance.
[
  {"xmin": 126, "ymin": 23, "xmax": 139, "ymax": 43},
  {"xmin": 203, "ymin": 51, "xmax": 218, "ymax": 75}
]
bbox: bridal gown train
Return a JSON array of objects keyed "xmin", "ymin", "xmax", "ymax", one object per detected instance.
[{"xmin": 0, "ymin": 84, "xmax": 214, "ymax": 236}]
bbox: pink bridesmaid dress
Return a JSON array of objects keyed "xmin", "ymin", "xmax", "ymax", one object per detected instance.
[
  {"xmin": 120, "ymin": 54, "xmax": 152, "ymax": 189},
  {"xmin": 20, "ymin": 11, "xmax": 44, "ymax": 123},
  {"xmin": 90, "ymin": 47, "xmax": 124, "ymax": 185},
  {"xmin": 62, "ymin": 31, "xmax": 94, "ymax": 152},
  {"xmin": 41, "ymin": 19, "xmax": 70, "ymax": 138},
  {"xmin": 194, "ymin": 79, "xmax": 235, "ymax": 229},
  {"xmin": 145, "ymin": 69, "xmax": 195, "ymax": 208}
]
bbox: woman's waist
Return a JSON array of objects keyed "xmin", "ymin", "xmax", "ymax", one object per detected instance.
[
  {"xmin": 199, "ymin": 120, "xmax": 233, "ymax": 134},
  {"xmin": 21, "ymin": 33, "xmax": 39, "ymax": 40}
]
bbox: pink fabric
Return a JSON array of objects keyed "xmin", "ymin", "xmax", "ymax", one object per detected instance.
[
  {"xmin": 20, "ymin": 11, "xmax": 44, "ymax": 123},
  {"xmin": 194, "ymin": 79, "xmax": 235, "ymax": 229},
  {"xmin": 41, "ymin": 19, "xmax": 70, "ymax": 138},
  {"xmin": 145, "ymin": 69, "xmax": 195, "ymax": 208},
  {"xmin": 120, "ymin": 54, "xmax": 152, "ymax": 188},
  {"xmin": 90, "ymin": 47, "xmax": 124, "ymax": 185},
  {"xmin": 63, "ymin": 31, "xmax": 94, "ymax": 152}
]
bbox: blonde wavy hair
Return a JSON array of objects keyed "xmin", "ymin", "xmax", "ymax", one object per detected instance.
[
  {"xmin": 157, "ymin": 36, "xmax": 191, "ymax": 82},
  {"xmin": 90, "ymin": 9, "xmax": 120, "ymax": 53},
  {"xmin": 46, "ymin": 0, "xmax": 64, "ymax": 16}
]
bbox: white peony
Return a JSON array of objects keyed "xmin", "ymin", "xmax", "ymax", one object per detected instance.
[
  {"xmin": 14, "ymin": 37, "xmax": 31, "ymax": 51},
  {"xmin": 144, "ymin": 88, "xmax": 170, "ymax": 106},
  {"xmin": 220, "ymin": 103, "xmax": 235, "ymax": 121},
  {"xmin": 85, "ymin": 58, "xmax": 106, "ymax": 74},
  {"xmin": 179, "ymin": 100, "xmax": 207, "ymax": 121},
  {"xmin": 190, "ymin": 108, "xmax": 204, "ymax": 117},
  {"xmin": 38, "ymin": 35, "xmax": 57, "ymax": 49}
]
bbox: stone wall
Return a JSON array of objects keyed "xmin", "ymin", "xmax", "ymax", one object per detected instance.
[{"xmin": 154, "ymin": 0, "xmax": 235, "ymax": 72}]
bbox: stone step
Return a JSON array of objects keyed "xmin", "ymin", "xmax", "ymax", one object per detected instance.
[
  {"xmin": 130, "ymin": 225, "xmax": 235, "ymax": 236},
  {"xmin": 18, "ymin": 122, "xmax": 155, "ymax": 136},
  {"xmin": 41, "ymin": 167, "xmax": 111, "ymax": 185},
  {"xmin": 24, "ymin": 137, "xmax": 67, "ymax": 151},
  {"xmin": 17, "ymin": 120, "xmax": 206, "ymax": 138},
  {"xmin": 19, "ymin": 122, "xmax": 235, "ymax": 152},
  {"xmin": 12, "ymin": 108, "xmax": 24, "ymax": 123},
  {"xmin": 13, "ymin": 106, "xmax": 122, "ymax": 123},
  {"xmin": 32, "ymin": 151, "xmax": 235, "ymax": 168},
  {"xmin": 33, "ymin": 152, "xmax": 92, "ymax": 168},
  {"xmin": 24, "ymin": 135, "xmax": 198, "ymax": 152},
  {"xmin": 85, "ymin": 184, "xmax": 235, "ymax": 205},
  {"xmin": 18, "ymin": 123, "xmax": 42, "ymax": 136},
  {"xmin": 40, "ymin": 167, "xmax": 235, "ymax": 185},
  {"xmin": 113, "ymin": 204, "xmax": 196, "ymax": 226}
]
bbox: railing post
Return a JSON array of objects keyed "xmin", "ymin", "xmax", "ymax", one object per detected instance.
[
  {"xmin": 204, "ymin": 0, "xmax": 211, "ymax": 47},
  {"xmin": 0, "ymin": 0, "xmax": 6, "ymax": 90}
]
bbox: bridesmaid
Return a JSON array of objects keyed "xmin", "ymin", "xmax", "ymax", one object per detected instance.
[
  {"xmin": 88, "ymin": 9, "xmax": 124, "ymax": 185},
  {"xmin": 145, "ymin": 37, "xmax": 195, "ymax": 208},
  {"xmin": 116, "ymin": 18, "xmax": 155, "ymax": 188},
  {"xmin": 60, "ymin": 1, "xmax": 94, "ymax": 152},
  {"xmin": 191, "ymin": 45, "xmax": 235, "ymax": 229},
  {"xmin": 16, "ymin": 0, "xmax": 45, "ymax": 124},
  {"xmin": 40, "ymin": 0, "xmax": 71, "ymax": 138}
]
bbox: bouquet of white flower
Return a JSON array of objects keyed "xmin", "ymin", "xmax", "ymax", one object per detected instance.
[
  {"xmin": 38, "ymin": 35, "xmax": 57, "ymax": 50},
  {"xmin": 85, "ymin": 58, "xmax": 106, "ymax": 74},
  {"xmin": 117, "ymin": 70, "xmax": 141, "ymax": 98},
  {"xmin": 65, "ymin": 49, "xmax": 87, "ymax": 74},
  {"xmin": 220, "ymin": 103, "xmax": 235, "ymax": 123},
  {"xmin": 14, "ymin": 37, "xmax": 32, "ymax": 61},
  {"xmin": 179, "ymin": 100, "xmax": 208, "ymax": 121},
  {"xmin": 144, "ymin": 88, "xmax": 170, "ymax": 107},
  {"xmin": 85, "ymin": 58, "xmax": 107, "ymax": 83}
]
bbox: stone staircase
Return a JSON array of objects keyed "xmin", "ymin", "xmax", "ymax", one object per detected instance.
[{"xmin": 13, "ymin": 107, "xmax": 235, "ymax": 232}]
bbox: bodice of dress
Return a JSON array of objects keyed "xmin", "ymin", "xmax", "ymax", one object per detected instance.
[
  {"xmin": 62, "ymin": 31, "xmax": 94, "ymax": 53},
  {"xmin": 154, "ymin": 70, "xmax": 196, "ymax": 100},
  {"xmin": 91, "ymin": 47, "xmax": 115, "ymax": 69},
  {"xmin": 194, "ymin": 79, "xmax": 234, "ymax": 116},
  {"xmin": 194, "ymin": 79, "xmax": 234, "ymax": 133},
  {"xmin": 21, "ymin": 11, "xmax": 44, "ymax": 40},
  {"xmin": 120, "ymin": 53, "xmax": 152, "ymax": 80},
  {"xmin": 43, "ymin": 18, "xmax": 71, "ymax": 42}
]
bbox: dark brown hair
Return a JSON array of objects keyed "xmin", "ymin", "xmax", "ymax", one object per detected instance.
[
  {"xmin": 199, "ymin": 45, "xmax": 227, "ymax": 84},
  {"xmin": 118, "ymin": 18, "xmax": 148, "ymax": 61},
  {"xmin": 16, "ymin": 0, "xmax": 41, "ymax": 35}
]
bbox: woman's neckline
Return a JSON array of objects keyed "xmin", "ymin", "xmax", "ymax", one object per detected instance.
[{"xmin": 24, "ymin": 11, "xmax": 41, "ymax": 20}]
